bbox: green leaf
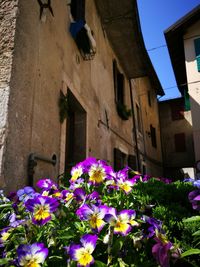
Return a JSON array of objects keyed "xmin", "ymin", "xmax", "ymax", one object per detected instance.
[
  {"xmin": 193, "ymin": 230, "xmax": 200, "ymax": 236},
  {"xmin": 58, "ymin": 234, "xmax": 74, "ymax": 240},
  {"xmin": 112, "ymin": 238, "xmax": 124, "ymax": 254},
  {"xmin": 181, "ymin": 249, "xmax": 200, "ymax": 258},
  {"xmin": 0, "ymin": 258, "xmax": 11, "ymax": 265},
  {"xmin": 49, "ymin": 256, "xmax": 63, "ymax": 260},
  {"xmin": 94, "ymin": 260, "xmax": 107, "ymax": 267},
  {"xmin": 0, "ymin": 203, "xmax": 12, "ymax": 208},
  {"xmin": 183, "ymin": 216, "xmax": 200, "ymax": 223}
]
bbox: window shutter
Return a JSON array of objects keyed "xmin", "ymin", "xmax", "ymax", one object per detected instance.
[
  {"xmin": 114, "ymin": 148, "xmax": 122, "ymax": 171},
  {"xmin": 170, "ymin": 99, "xmax": 184, "ymax": 120},
  {"xmin": 114, "ymin": 148, "xmax": 127, "ymax": 171},
  {"xmin": 184, "ymin": 90, "xmax": 190, "ymax": 111},
  {"xmin": 194, "ymin": 38, "xmax": 200, "ymax": 72},
  {"xmin": 128, "ymin": 155, "xmax": 137, "ymax": 171},
  {"xmin": 150, "ymin": 124, "xmax": 157, "ymax": 148}
]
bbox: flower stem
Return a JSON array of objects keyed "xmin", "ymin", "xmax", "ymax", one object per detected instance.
[{"xmin": 107, "ymin": 226, "xmax": 114, "ymax": 266}]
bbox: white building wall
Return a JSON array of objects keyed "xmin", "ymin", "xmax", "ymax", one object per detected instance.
[{"xmin": 184, "ymin": 20, "xmax": 200, "ymax": 163}]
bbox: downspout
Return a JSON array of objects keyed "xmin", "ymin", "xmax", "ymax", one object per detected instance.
[{"xmin": 129, "ymin": 80, "xmax": 140, "ymax": 171}]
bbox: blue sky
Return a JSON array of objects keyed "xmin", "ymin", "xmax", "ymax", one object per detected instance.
[{"xmin": 137, "ymin": 0, "xmax": 200, "ymax": 101}]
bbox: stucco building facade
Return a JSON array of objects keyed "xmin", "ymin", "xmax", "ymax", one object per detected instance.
[
  {"xmin": 165, "ymin": 4, "xmax": 200, "ymax": 176},
  {"xmin": 159, "ymin": 98, "xmax": 195, "ymax": 179},
  {"xmin": 0, "ymin": 0, "xmax": 164, "ymax": 192}
]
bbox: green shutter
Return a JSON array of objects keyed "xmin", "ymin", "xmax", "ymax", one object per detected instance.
[
  {"xmin": 184, "ymin": 90, "xmax": 190, "ymax": 111},
  {"xmin": 194, "ymin": 38, "xmax": 200, "ymax": 72}
]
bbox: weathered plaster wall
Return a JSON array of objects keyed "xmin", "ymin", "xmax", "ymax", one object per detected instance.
[
  {"xmin": 159, "ymin": 99, "xmax": 195, "ymax": 177},
  {"xmin": 184, "ymin": 20, "xmax": 200, "ymax": 162},
  {"xmin": 0, "ymin": 0, "xmax": 18, "ymax": 188},
  {"xmin": 2, "ymin": 0, "xmax": 136, "ymax": 192},
  {"xmin": 135, "ymin": 77, "xmax": 163, "ymax": 176}
]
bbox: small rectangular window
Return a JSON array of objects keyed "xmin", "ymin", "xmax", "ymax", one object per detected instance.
[
  {"xmin": 114, "ymin": 148, "xmax": 126, "ymax": 171},
  {"xmin": 70, "ymin": 0, "xmax": 85, "ymax": 21},
  {"xmin": 150, "ymin": 124, "xmax": 157, "ymax": 148},
  {"xmin": 174, "ymin": 133, "xmax": 186, "ymax": 152},
  {"xmin": 128, "ymin": 155, "xmax": 137, "ymax": 170},
  {"xmin": 113, "ymin": 60, "xmax": 130, "ymax": 120},
  {"xmin": 170, "ymin": 99, "xmax": 184, "ymax": 120},
  {"xmin": 194, "ymin": 38, "xmax": 200, "ymax": 72},
  {"xmin": 147, "ymin": 91, "xmax": 151, "ymax": 107}
]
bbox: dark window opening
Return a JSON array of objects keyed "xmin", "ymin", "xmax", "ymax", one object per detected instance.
[
  {"xmin": 147, "ymin": 91, "xmax": 151, "ymax": 107},
  {"xmin": 113, "ymin": 61, "xmax": 124, "ymax": 105},
  {"xmin": 170, "ymin": 99, "xmax": 184, "ymax": 120},
  {"xmin": 70, "ymin": 0, "xmax": 85, "ymax": 21},
  {"xmin": 142, "ymin": 165, "xmax": 146, "ymax": 175},
  {"xmin": 113, "ymin": 60, "xmax": 130, "ymax": 120},
  {"xmin": 174, "ymin": 133, "xmax": 186, "ymax": 152},
  {"xmin": 114, "ymin": 148, "xmax": 126, "ymax": 171},
  {"xmin": 69, "ymin": 0, "xmax": 96, "ymax": 60},
  {"xmin": 128, "ymin": 155, "xmax": 137, "ymax": 170},
  {"xmin": 150, "ymin": 124, "xmax": 157, "ymax": 148},
  {"xmin": 65, "ymin": 89, "xmax": 86, "ymax": 173}
]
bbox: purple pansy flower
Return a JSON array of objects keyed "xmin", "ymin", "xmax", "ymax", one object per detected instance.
[
  {"xmin": 69, "ymin": 178, "xmax": 85, "ymax": 190},
  {"xmin": 67, "ymin": 234, "xmax": 98, "ymax": 267},
  {"xmin": 152, "ymin": 237, "xmax": 172, "ymax": 267},
  {"xmin": 62, "ymin": 190, "xmax": 74, "ymax": 203},
  {"xmin": 17, "ymin": 243, "xmax": 48, "ymax": 266},
  {"xmin": 74, "ymin": 188, "xmax": 86, "ymax": 202},
  {"xmin": 188, "ymin": 189, "xmax": 200, "ymax": 210},
  {"xmin": 86, "ymin": 191, "xmax": 101, "ymax": 205},
  {"xmin": 193, "ymin": 179, "xmax": 200, "ymax": 188},
  {"xmin": 142, "ymin": 216, "xmax": 162, "ymax": 238},
  {"xmin": 17, "ymin": 186, "xmax": 38, "ymax": 202},
  {"xmin": 8, "ymin": 212, "xmax": 25, "ymax": 228},
  {"xmin": 105, "ymin": 209, "xmax": 138, "ymax": 236},
  {"xmin": 36, "ymin": 178, "xmax": 58, "ymax": 191},
  {"xmin": 70, "ymin": 163, "xmax": 84, "ymax": 183},
  {"xmin": 25, "ymin": 195, "xmax": 59, "ymax": 225},
  {"xmin": 112, "ymin": 168, "xmax": 136, "ymax": 194},
  {"xmin": 0, "ymin": 228, "xmax": 12, "ymax": 247},
  {"xmin": 88, "ymin": 159, "xmax": 111, "ymax": 186},
  {"xmin": 76, "ymin": 204, "xmax": 110, "ymax": 232}
]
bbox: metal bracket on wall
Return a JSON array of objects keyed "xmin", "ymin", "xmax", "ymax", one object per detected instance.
[
  {"xmin": 28, "ymin": 153, "xmax": 57, "ymax": 186},
  {"xmin": 37, "ymin": 0, "xmax": 54, "ymax": 20}
]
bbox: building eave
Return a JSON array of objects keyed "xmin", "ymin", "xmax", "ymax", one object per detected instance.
[
  {"xmin": 164, "ymin": 4, "xmax": 200, "ymax": 95},
  {"xmin": 95, "ymin": 0, "xmax": 164, "ymax": 96}
]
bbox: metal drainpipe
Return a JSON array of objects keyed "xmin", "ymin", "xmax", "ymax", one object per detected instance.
[{"xmin": 129, "ymin": 79, "xmax": 140, "ymax": 171}]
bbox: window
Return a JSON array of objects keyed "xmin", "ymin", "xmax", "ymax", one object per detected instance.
[
  {"xmin": 128, "ymin": 155, "xmax": 137, "ymax": 170},
  {"xmin": 174, "ymin": 133, "xmax": 186, "ymax": 152},
  {"xmin": 170, "ymin": 99, "xmax": 184, "ymax": 120},
  {"xmin": 114, "ymin": 148, "xmax": 126, "ymax": 171},
  {"xmin": 150, "ymin": 124, "xmax": 157, "ymax": 148},
  {"xmin": 136, "ymin": 105, "xmax": 142, "ymax": 133},
  {"xmin": 142, "ymin": 165, "xmax": 146, "ymax": 175},
  {"xmin": 70, "ymin": 0, "xmax": 85, "ymax": 21},
  {"xmin": 65, "ymin": 89, "xmax": 87, "ymax": 173},
  {"xmin": 113, "ymin": 60, "xmax": 124, "ymax": 106},
  {"xmin": 69, "ymin": 0, "xmax": 96, "ymax": 60},
  {"xmin": 147, "ymin": 91, "xmax": 151, "ymax": 107},
  {"xmin": 194, "ymin": 38, "xmax": 200, "ymax": 72},
  {"xmin": 113, "ymin": 60, "xmax": 131, "ymax": 120}
]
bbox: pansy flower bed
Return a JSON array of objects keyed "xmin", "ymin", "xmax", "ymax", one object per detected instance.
[{"xmin": 0, "ymin": 158, "xmax": 200, "ymax": 266}]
